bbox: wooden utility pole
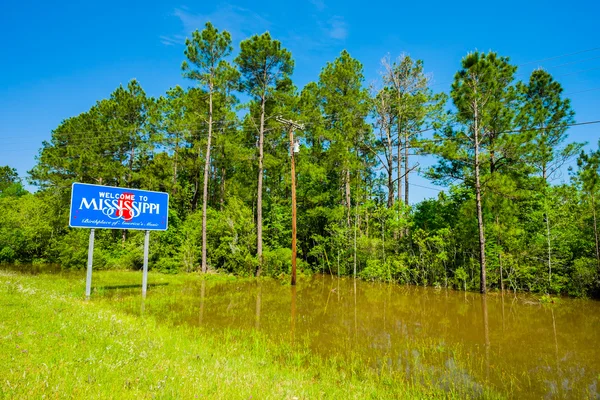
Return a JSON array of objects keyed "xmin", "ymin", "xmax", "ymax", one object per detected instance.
[{"xmin": 276, "ymin": 116, "xmax": 304, "ymax": 286}]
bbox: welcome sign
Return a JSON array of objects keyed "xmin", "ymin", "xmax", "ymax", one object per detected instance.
[{"xmin": 69, "ymin": 183, "xmax": 169, "ymax": 231}]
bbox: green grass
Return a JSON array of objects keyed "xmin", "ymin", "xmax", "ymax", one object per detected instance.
[{"xmin": 0, "ymin": 270, "xmax": 502, "ymax": 399}]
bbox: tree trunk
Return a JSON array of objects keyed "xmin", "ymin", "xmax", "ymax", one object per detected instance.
[
  {"xmin": 201, "ymin": 89, "xmax": 213, "ymax": 274},
  {"xmin": 397, "ymin": 124, "xmax": 403, "ymax": 206},
  {"xmin": 353, "ymin": 197, "xmax": 358, "ymax": 278},
  {"xmin": 191, "ymin": 148, "xmax": 201, "ymax": 211},
  {"xmin": 345, "ymin": 167, "xmax": 351, "ymax": 227},
  {"xmin": 220, "ymin": 165, "xmax": 225, "ymax": 211},
  {"xmin": 404, "ymin": 129, "xmax": 410, "ymax": 237},
  {"xmin": 386, "ymin": 123, "xmax": 394, "ymax": 208},
  {"xmin": 256, "ymin": 93, "xmax": 266, "ymax": 277},
  {"xmin": 592, "ymin": 193, "xmax": 600, "ymax": 269},
  {"xmin": 397, "ymin": 119, "xmax": 404, "ymax": 239},
  {"xmin": 172, "ymin": 135, "xmax": 179, "ymax": 194},
  {"xmin": 542, "ymin": 162, "xmax": 547, "ymax": 182},
  {"xmin": 474, "ymin": 102, "xmax": 487, "ymax": 294},
  {"xmin": 404, "ymin": 129, "xmax": 409, "ymax": 207},
  {"xmin": 496, "ymin": 215, "xmax": 504, "ymax": 291},
  {"xmin": 546, "ymin": 207, "xmax": 552, "ymax": 290}
]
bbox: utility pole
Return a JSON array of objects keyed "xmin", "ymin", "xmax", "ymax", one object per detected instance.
[{"xmin": 276, "ymin": 116, "xmax": 304, "ymax": 286}]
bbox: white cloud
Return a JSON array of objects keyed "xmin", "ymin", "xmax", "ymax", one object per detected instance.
[
  {"xmin": 327, "ymin": 16, "xmax": 347, "ymax": 40},
  {"xmin": 309, "ymin": 0, "xmax": 326, "ymax": 11},
  {"xmin": 159, "ymin": 35, "xmax": 185, "ymax": 46},
  {"xmin": 161, "ymin": 4, "xmax": 272, "ymax": 46}
]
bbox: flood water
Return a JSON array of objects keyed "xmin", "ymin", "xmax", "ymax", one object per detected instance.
[
  {"xmin": 6, "ymin": 262, "xmax": 595, "ymax": 398},
  {"xmin": 94, "ymin": 274, "xmax": 600, "ymax": 399}
]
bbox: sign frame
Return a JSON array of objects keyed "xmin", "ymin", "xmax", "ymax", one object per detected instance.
[
  {"xmin": 68, "ymin": 182, "xmax": 169, "ymax": 298},
  {"xmin": 69, "ymin": 182, "xmax": 169, "ymax": 231}
]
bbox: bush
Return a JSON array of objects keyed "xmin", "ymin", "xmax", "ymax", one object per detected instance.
[
  {"xmin": 359, "ymin": 259, "xmax": 386, "ymax": 281},
  {"xmin": 569, "ymin": 257, "xmax": 598, "ymax": 297},
  {"xmin": 454, "ymin": 267, "xmax": 468, "ymax": 291}
]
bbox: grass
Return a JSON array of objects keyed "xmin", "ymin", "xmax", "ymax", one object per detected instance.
[{"xmin": 0, "ymin": 270, "xmax": 503, "ymax": 399}]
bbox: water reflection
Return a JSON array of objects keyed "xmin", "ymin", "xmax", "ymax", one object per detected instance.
[
  {"xmin": 105, "ymin": 274, "xmax": 600, "ymax": 399},
  {"xmin": 481, "ymin": 294, "xmax": 490, "ymax": 380}
]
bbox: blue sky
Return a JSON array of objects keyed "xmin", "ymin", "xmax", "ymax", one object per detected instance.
[{"xmin": 1, "ymin": 0, "xmax": 599, "ymax": 202}]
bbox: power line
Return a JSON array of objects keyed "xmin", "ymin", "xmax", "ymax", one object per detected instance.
[
  {"xmin": 430, "ymin": 47, "xmax": 600, "ymax": 88},
  {"xmin": 554, "ymin": 66, "xmax": 600, "ymax": 78},
  {"xmin": 415, "ymin": 119, "xmax": 600, "ymax": 144},
  {"xmin": 546, "ymin": 55, "xmax": 600, "ymax": 69},
  {"xmin": 518, "ymin": 47, "xmax": 600, "ymax": 67},
  {"xmin": 564, "ymin": 87, "xmax": 600, "ymax": 96},
  {"xmin": 409, "ymin": 182, "xmax": 444, "ymax": 192},
  {"xmin": 2, "ymin": 118, "xmax": 600, "ymax": 153}
]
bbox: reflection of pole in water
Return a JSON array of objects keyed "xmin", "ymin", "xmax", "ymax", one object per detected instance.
[
  {"xmin": 199, "ymin": 280, "xmax": 206, "ymax": 326},
  {"xmin": 551, "ymin": 308, "xmax": 559, "ymax": 359},
  {"xmin": 551, "ymin": 307, "xmax": 561, "ymax": 395},
  {"xmin": 324, "ymin": 280, "xmax": 333, "ymax": 315},
  {"xmin": 501, "ymin": 291, "xmax": 505, "ymax": 333},
  {"xmin": 481, "ymin": 294, "xmax": 490, "ymax": 380},
  {"xmin": 291, "ymin": 285, "xmax": 297, "ymax": 344},
  {"xmin": 383, "ymin": 285, "xmax": 387, "ymax": 331},
  {"xmin": 255, "ymin": 283, "xmax": 262, "ymax": 330}
]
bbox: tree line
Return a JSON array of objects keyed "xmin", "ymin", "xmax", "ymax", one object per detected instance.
[{"xmin": 1, "ymin": 22, "xmax": 599, "ymax": 297}]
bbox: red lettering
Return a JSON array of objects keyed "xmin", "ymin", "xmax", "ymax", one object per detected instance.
[{"xmin": 116, "ymin": 192, "xmax": 134, "ymax": 221}]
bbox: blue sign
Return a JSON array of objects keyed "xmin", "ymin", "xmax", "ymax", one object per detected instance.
[{"xmin": 69, "ymin": 183, "xmax": 169, "ymax": 231}]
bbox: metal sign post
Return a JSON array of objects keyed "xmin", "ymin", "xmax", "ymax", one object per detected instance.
[
  {"xmin": 142, "ymin": 230, "xmax": 149, "ymax": 297},
  {"xmin": 85, "ymin": 228, "xmax": 95, "ymax": 298},
  {"xmin": 69, "ymin": 183, "xmax": 169, "ymax": 298}
]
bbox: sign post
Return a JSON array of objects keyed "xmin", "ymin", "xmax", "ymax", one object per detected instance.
[
  {"xmin": 85, "ymin": 229, "xmax": 95, "ymax": 298},
  {"xmin": 142, "ymin": 230, "xmax": 150, "ymax": 297},
  {"xmin": 69, "ymin": 183, "xmax": 169, "ymax": 298}
]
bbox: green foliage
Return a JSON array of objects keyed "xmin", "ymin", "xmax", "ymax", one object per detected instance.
[
  {"xmin": 569, "ymin": 257, "xmax": 598, "ymax": 297},
  {"xmin": 0, "ymin": 166, "xmax": 25, "ymax": 198},
  {"xmin": 0, "ymin": 26, "xmax": 597, "ymax": 297}
]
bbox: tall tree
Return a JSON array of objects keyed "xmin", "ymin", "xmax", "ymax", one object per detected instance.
[
  {"xmin": 381, "ymin": 55, "xmax": 428, "ymax": 207},
  {"xmin": 156, "ymin": 86, "xmax": 207, "ymax": 213},
  {"xmin": 0, "ymin": 166, "xmax": 20, "ymax": 192},
  {"xmin": 30, "ymin": 80, "xmax": 152, "ymax": 190},
  {"xmin": 577, "ymin": 144, "xmax": 600, "ymax": 269},
  {"xmin": 518, "ymin": 69, "xmax": 577, "ymax": 181},
  {"xmin": 372, "ymin": 87, "xmax": 396, "ymax": 208},
  {"xmin": 318, "ymin": 50, "xmax": 371, "ymax": 227},
  {"xmin": 182, "ymin": 22, "xmax": 234, "ymax": 273},
  {"xmin": 517, "ymin": 69, "xmax": 578, "ymax": 287},
  {"xmin": 431, "ymin": 52, "xmax": 517, "ymax": 293},
  {"xmin": 235, "ymin": 32, "xmax": 294, "ymax": 276}
]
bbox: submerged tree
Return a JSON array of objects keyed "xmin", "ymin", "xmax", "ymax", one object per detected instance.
[
  {"xmin": 182, "ymin": 22, "xmax": 235, "ymax": 273},
  {"xmin": 518, "ymin": 69, "xmax": 578, "ymax": 288},
  {"xmin": 430, "ymin": 52, "xmax": 517, "ymax": 293},
  {"xmin": 235, "ymin": 32, "xmax": 294, "ymax": 276},
  {"xmin": 319, "ymin": 50, "xmax": 371, "ymax": 227},
  {"xmin": 576, "ymin": 144, "xmax": 600, "ymax": 269}
]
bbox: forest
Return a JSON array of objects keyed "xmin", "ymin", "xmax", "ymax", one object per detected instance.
[{"xmin": 1, "ymin": 22, "xmax": 599, "ymax": 297}]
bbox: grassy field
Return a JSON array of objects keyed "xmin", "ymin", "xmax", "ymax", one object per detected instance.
[{"xmin": 0, "ymin": 270, "xmax": 501, "ymax": 399}]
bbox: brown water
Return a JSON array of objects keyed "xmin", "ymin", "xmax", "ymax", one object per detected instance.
[{"xmin": 72, "ymin": 272, "xmax": 600, "ymax": 398}]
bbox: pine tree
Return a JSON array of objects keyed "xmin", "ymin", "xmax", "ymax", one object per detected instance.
[
  {"xmin": 182, "ymin": 22, "xmax": 235, "ymax": 273},
  {"xmin": 235, "ymin": 32, "xmax": 293, "ymax": 276}
]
